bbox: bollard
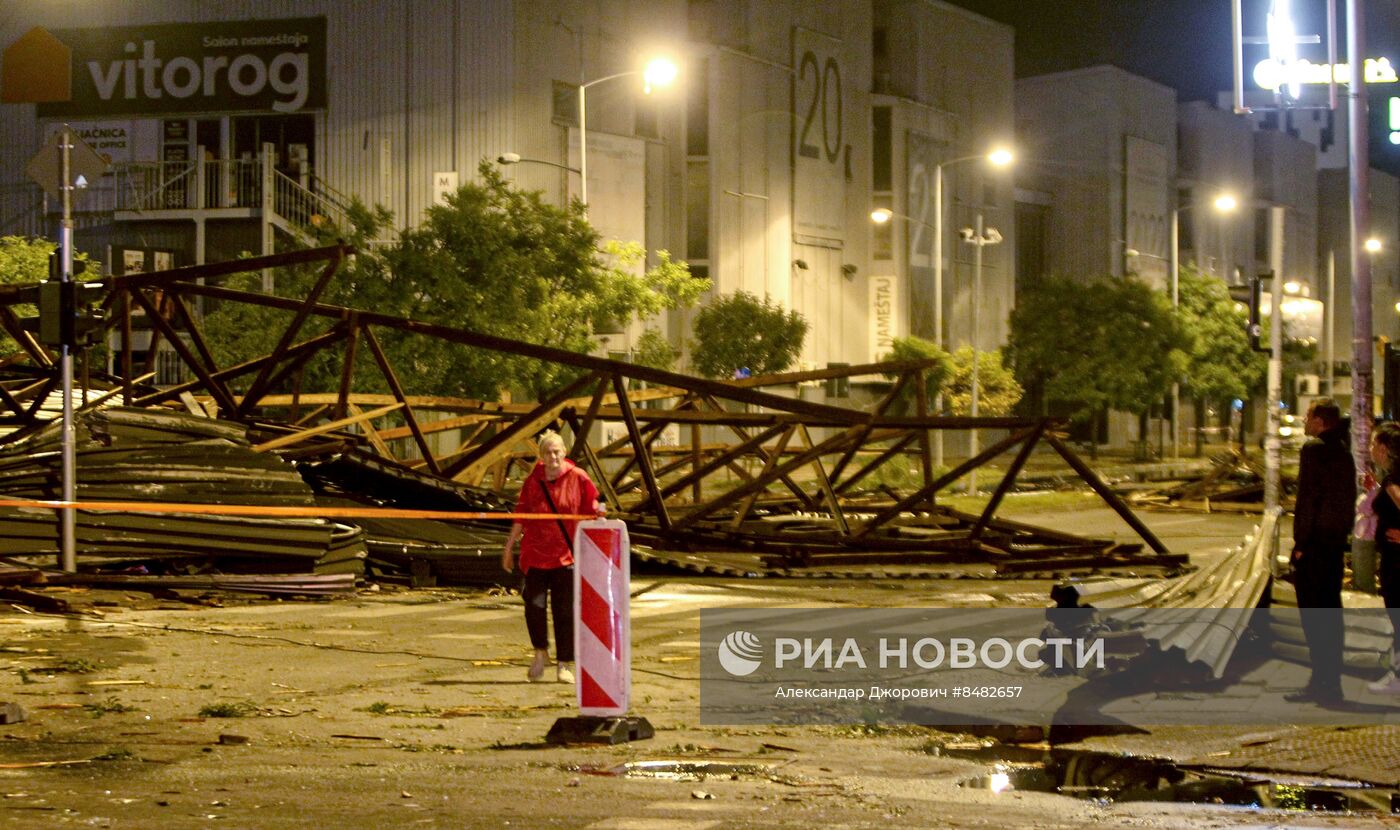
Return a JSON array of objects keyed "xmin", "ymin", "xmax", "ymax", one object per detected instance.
[{"xmin": 545, "ymin": 519, "xmax": 653, "ymax": 745}]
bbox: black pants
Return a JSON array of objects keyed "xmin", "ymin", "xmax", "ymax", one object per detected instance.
[
  {"xmin": 1382, "ymin": 551, "xmax": 1400, "ymax": 666},
  {"xmin": 523, "ymin": 566, "xmax": 574, "ymax": 662},
  {"xmin": 1293, "ymin": 547, "xmax": 1344, "ymax": 693}
]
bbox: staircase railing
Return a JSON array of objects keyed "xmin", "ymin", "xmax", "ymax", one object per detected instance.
[{"xmin": 271, "ymin": 167, "xmax": 349, "ymax": 239}]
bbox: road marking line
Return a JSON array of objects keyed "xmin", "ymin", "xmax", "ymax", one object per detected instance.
[
  {"xmin": 432, "ymin": 608, "xmax": 519, "ymax": 623},
  {"xmin": 325, "ymin": 604, "xmax": 461, "ymax": 619},
  {"xmin": 587, "ymin": 818, "xmax": 719, "ymax": 830}
]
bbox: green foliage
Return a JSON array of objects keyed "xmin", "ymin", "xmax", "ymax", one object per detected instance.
[
  {"xmin": 941, "ymin": 346, "xmax": 1023, "ymax": 416},
  {"xmin": 1176, "ymin": 264, "xmax": 1266, "ymax": 404},
  {"xmin": 1008, "ymin": 275, "xmax": 1188, "ymax": 419},
  {"xmin": 0, "ymin": 236, "xmax": 99, "ymax": 357},
  {"xmin": 631, "ymin": 327, "xmax": 679, "ymax": 373},
  {"xmin": 689, "ymin": 290, "xmax": 808, "ymax": 378},
  {"xmin": 880, "ymin": 336, "xmax": 952, "ymax": 414},
  {"xmin": 201, "ymin": 161, "xmax": 708, "ymax": 400}
]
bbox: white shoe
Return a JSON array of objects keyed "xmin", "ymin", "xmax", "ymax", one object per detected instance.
[
  {"xmin": 1367, "ymin": 671, "xmax": 1400, "ymax": 695},
  {"xmin": 556, "ymin": 662, "xmax": 575, "ymax": 684},
  {"xmin": 527, "ymin": 652, "xmax": 548, "ymax": 683}
]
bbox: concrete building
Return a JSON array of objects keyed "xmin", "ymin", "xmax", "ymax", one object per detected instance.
[
  {"xmin": 1013, "ymin": 66, "xmax": 1177, "ymax": 290},
  {"xmin": 0, "ymin": 0, "xmax": 1018, "ymax": 382}
]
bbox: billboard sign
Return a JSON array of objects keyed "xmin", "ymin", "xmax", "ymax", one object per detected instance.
[{"xmin": 3, "ymin": 18, "xmax": 327, "ymax": 116}]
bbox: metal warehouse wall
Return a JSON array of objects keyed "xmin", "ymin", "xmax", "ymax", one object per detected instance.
[{"xmin": 0, "ymin": 0, "xmax": 515, "ymax": 233}]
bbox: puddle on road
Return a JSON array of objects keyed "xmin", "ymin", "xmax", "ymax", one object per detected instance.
[
  {"xmin": 585, "ymin": 760, "xmax": 783, "ymax": 781},
  {"xmin": 943, "ymin": 745, "xmax": 1398, "ymax": 813}
]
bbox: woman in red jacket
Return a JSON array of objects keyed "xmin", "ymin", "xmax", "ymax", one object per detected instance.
[{"xmin": 500, "ymin": 431, "xmax": 604, "ymax": 683}]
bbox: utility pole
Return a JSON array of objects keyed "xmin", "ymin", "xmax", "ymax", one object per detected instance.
[
  {"xmin": 1347, "ymin": 0, "xmax": 1374, "ymax": 589},
  {"xmin": 58, "ymin": 126, "xmax": 77, "ymax": 573},
  {"xmin": 1265, "ymin": 208, "xmax": 1285, "ymax": 524}
]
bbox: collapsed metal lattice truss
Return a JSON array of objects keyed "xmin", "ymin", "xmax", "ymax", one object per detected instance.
[{"xmin": 0, "ymin": 244, "xmax": 1183, "ymax": 573}]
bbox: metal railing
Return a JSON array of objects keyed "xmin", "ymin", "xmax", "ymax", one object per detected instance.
[
  {"xmin": 271, "ymin": 167, "xmax": 349, "ymax": 238},
  {"xmin": 105, "ymin": 155, "xmax": 347, "ymax": 240}
]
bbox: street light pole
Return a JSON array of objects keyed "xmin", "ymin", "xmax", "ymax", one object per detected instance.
[
  {"xmin": 960, "ymin": 214, "xmax": 1002, "ymax": 495},
  {"xmin": 1167, "ymin": 193, "xmax": 1237, "ymax": 459},
  {"xmin": 932, "ymin": 149, "xmax": 1012, "ymax": 471},
  {"xmin": 1170, "ymin": 206, "xmax": 1180, "ymax": 459},
  {"xmin": 576, "ymin": 59, "xmax": 677, "ymax": 213}
]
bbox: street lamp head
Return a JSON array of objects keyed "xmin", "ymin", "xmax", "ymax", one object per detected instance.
[
  {"xmin": 870, "ymin": 207, "xmax": 893, "ymax": 224},
  {"xmin": 1366, "ymin": 237, "xmax": 1383, "ymax": 254},
  {"xmin": 496, "ymin": 153, "xmax": 521, "ymax": 165},
  {"xmin": 988, "ymin": 148, "xmax": 1014, "ymax": 167},
  {"xmin": 642, "ymin": 57, "xmax": 679, "ymax": 94},
  {"xmin": 1283, "ymin": 280, "xmax": 1301, "ymax": 295},
  {"xmin": 1213, "ymin": 193, "xmax": 1239, "ymax": 213}
]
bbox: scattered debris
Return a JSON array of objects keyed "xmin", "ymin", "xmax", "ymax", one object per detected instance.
[{"xmin": 1126, "ymin": 449, "xmax": 1295, "ymax": 514}]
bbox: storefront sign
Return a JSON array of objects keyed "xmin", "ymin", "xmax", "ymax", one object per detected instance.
[
  {"xmin": 1253, "ymin": 56, "xmax": 1398, "ymax": 92},
  {"xmin": 3, "ymin": 17, "xmax": 326, "ymax": 116},
  {"xmin": 43, "ymin": 120, "xmax": 132, "ymax": 164},
  {"xmin": 868, "ymin": 274, "xmax": 898, "ymax": 362}
]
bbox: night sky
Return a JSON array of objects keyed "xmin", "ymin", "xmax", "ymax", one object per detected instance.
[{"xmin": 944, "ymin": 0, "xmax": 1400, "ymax": 174}]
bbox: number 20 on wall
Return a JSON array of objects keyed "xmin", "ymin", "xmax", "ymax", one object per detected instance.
[{"xmin": 796, "ymin": 50, "xmax": 843, "ymax": 164}]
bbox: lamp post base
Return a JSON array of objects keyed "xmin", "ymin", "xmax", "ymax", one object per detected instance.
[{"xmin": 546, "ymin": 715, "xmax": 655, "ymax": 745}]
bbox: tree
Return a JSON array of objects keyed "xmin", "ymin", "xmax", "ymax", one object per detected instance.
[
  {"xmin": 202, "ymin": 161, "xmax": 709, "ymax": 400},
  {"xmin": 1008, "ymin": 275, "xmax": 1188, "ymax": 452},
  {"xmin": 942, "ymin": 346, "xmax": 1023, "ymax": 416},
  {"xmin": 631, "ymin": 327, "xmax": 679, "ymax": 373},
  {"xmin": 689, "ymin": 291, "xmax": 807, "ymax": 378},
  {"xmin": 1175, "ymin": 264, "xmax": 1267, "ymax": 447},
  {"xmin": 879, "ymin": 335, "xmax": 952, "ymax": 415},
  {"xmin": 0, "ymin": 236, "xmax": 98, "ymax": 358}
]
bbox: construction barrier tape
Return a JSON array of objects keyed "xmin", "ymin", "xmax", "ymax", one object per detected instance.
[
  {"xmin": 573, "ymin": 519, "xmax": 631, "ymax": 718},
  {"xmin": 0, "ymin": 498, "xmax": 592, "ymax": 522}
]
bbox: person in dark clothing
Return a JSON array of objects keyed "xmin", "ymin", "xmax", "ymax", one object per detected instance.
[
  {"xmin": 1286, "ymin": 398, "xmax": 1354, "ymax": 704},
  {"xmin": 1366, "ymin": 421, "xmax": 1400, "ymax": 694}
]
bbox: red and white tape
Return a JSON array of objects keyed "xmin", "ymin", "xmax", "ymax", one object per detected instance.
[{"xmin": 572, "ymin": 519, "xmax": 630, "ymax": 717}]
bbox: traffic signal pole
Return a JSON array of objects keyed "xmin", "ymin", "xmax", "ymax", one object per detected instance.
[{"xmin": 58, "ymin": 126, "xmax": 76, "ymax": 573}]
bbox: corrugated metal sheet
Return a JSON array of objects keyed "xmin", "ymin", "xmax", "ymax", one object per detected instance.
[
  {"xmin": 1051, "ymin": 512, "xmax": 1276, "ymax": 678},
  {"xmin": 1054, "ymin": 513, "xmax": 1396, "ymax": 679}
]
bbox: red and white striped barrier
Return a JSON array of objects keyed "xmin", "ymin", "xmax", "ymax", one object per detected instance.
[{"xmin": 572, "ymin": 519, "xmax": 630, "ymax": 717}]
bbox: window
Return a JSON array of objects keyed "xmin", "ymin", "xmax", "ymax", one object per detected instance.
[
  {"xmin": 686, "ymin": 58, "xmax": 709, "ymax": 156},
  {"xmin": 686, "ymin": 160, "xmax": 709, "ymax": 260},
  {"xmin": 872, "ymin": 107, "xmax": 891, "ymax": 191}
]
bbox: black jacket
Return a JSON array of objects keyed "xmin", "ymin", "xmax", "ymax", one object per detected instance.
[{"xmin": 1292, "ymin": 423, "xmax": 1355, "ymax": 553}]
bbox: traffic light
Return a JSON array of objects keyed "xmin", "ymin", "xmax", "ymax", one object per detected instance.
[
  {"xmin": 1226, "ymin": 273, "xmax": 1267, "ymax": 353},
  {"xmin": 22, "ymin": 253, "xmax": 107, "ymax": 348}
]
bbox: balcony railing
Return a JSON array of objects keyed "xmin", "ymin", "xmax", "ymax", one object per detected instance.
[{"xmin": 102, "ymin": 149, "xmax": 348, "ymax": 240}]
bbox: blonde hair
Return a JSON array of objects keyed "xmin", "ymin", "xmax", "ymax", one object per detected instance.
[{"xmin": 537, "ymin": 430, "xmax": 566, "ymax": 456}]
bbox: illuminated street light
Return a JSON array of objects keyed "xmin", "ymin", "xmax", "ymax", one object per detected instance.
[
  {"xmin": 579, "ymin": 56, "xmax": 678, "ymax": 210},
  {"xmin": 959, "ymin": 214, "xmax": 1002, "ymax": 495},
  {"xmin": 868, "ymin": 146, "xmax": 1002, "ymax": 475},
  {"xmin": 1168, "ymin": 191, "xmax": 1238, "ymax": 458},
  {"xmin": 496, "ymin": 153, "xmax": 580, "ymax": 175},
  {"xmin": 1366, "ymin": 237, "xmax": 1383, "ymax": 253},
  {"xmin": 931, "ymin": 147, "xmax": 1014, "ymax": 351}
]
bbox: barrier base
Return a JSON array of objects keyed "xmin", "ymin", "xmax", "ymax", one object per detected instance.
[{"xmin": 545, "ymin": 715, "xmax": 654, "ymax": 745}]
